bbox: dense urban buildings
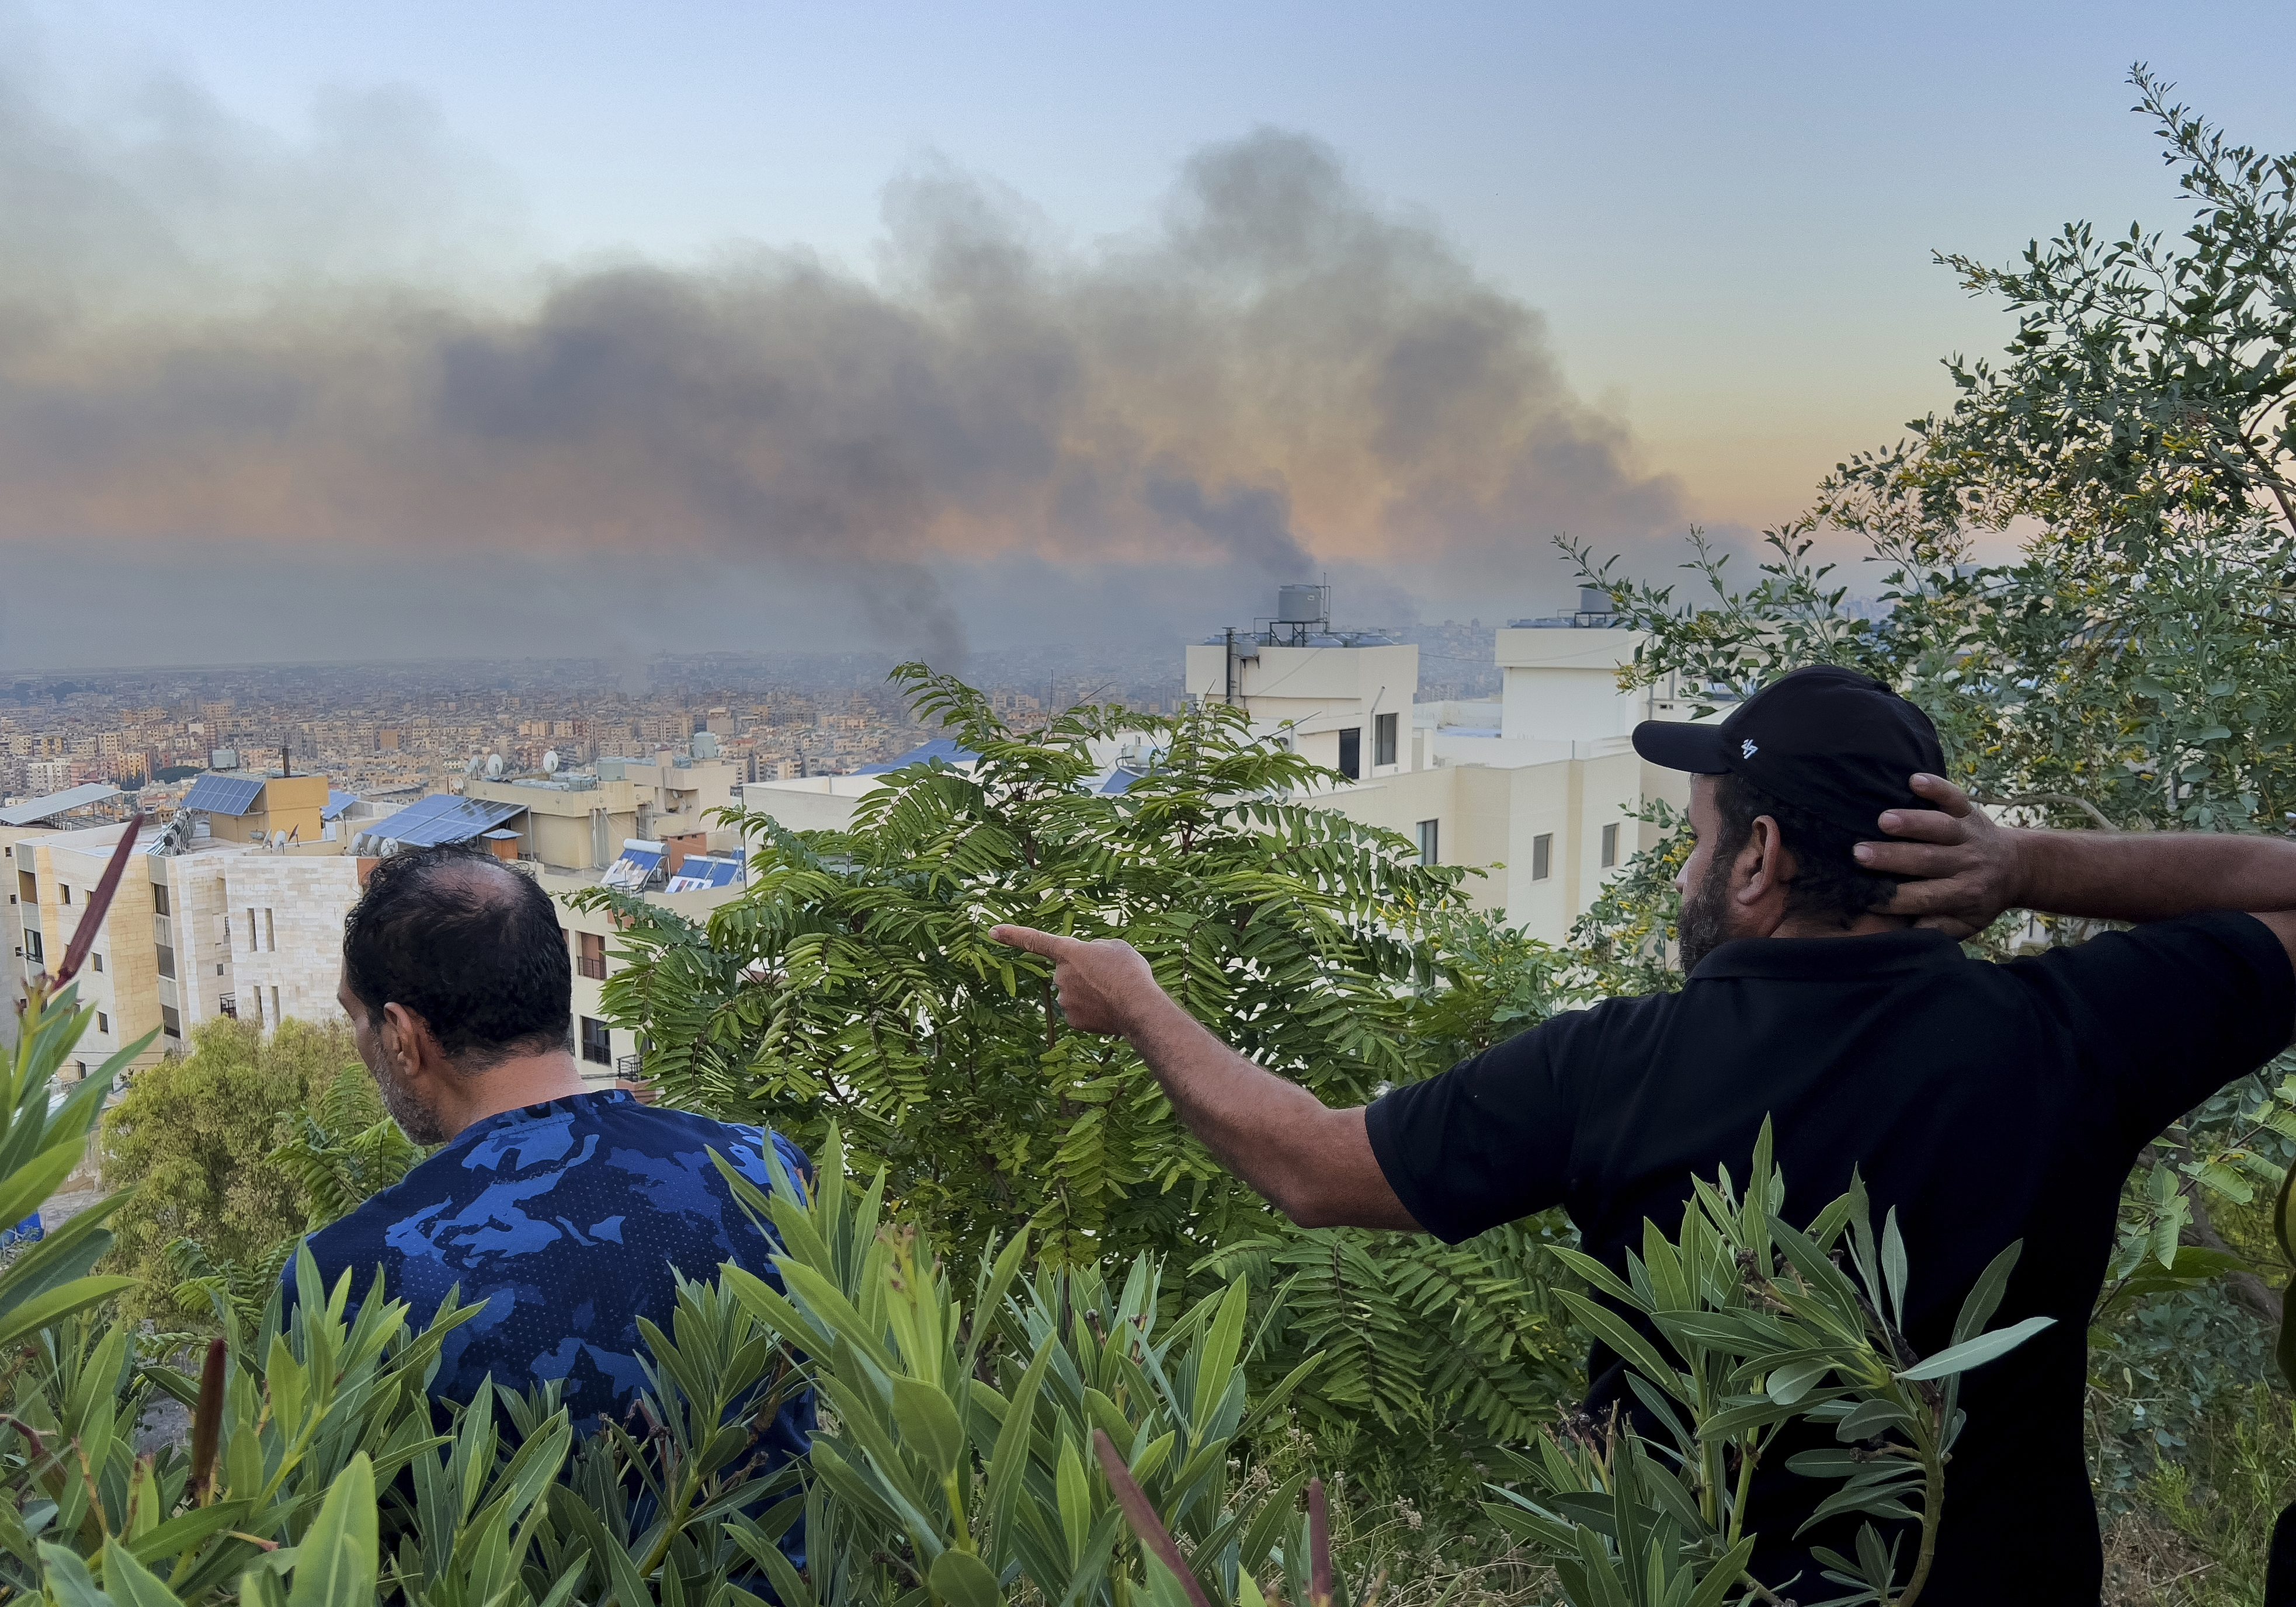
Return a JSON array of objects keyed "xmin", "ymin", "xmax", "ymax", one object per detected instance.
[{"xmin": 0, "ymin": 613, "xmax": 1625, "ymax": 1077}]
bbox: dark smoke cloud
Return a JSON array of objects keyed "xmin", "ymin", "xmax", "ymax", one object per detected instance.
[{"xmin": 0, "ymin": 53, "xmax": 1698, "ymax": 668}]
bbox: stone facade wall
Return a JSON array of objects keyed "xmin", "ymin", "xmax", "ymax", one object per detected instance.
[{"xmin": 227, "ymin": 855, "xmax": 360, "ymax": 1032}]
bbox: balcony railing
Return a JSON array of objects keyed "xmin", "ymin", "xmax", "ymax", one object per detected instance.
[
  {"xmin": 613, "ymin": 1055, "xmax": 658, "ymax": 1102},
  {"xmin": 578, "ymin": 956, "xmax": 607, "ymax": 980}
]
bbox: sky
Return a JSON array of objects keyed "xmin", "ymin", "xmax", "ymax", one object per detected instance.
[{"xmin": 5, "ymin": 1, "xmax": 2296, "ymax": 669}]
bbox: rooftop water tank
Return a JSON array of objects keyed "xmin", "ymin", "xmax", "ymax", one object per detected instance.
[
  {"xmin": 1579, "ymin": 586, "xmax": 1614, "ymax": 614},
  {"xmin": 1276, "ymin": 585, "xmax": 1324, "ymax": 624}
]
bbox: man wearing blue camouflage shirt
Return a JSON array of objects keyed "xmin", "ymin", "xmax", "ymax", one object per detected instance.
[{"xmin": 292, "ymin": 841, "xmax": 813, "ymax": 1470}]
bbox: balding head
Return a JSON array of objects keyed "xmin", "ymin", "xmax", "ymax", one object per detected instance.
[{"xmin": 342, "ymin": 843, "xmax": 572, "ymax": 1072}]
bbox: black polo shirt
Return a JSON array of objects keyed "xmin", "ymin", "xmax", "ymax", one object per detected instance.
[{"xmin": 1366, "ymin": 913, "xmax": 2293, "ymax": 1602}]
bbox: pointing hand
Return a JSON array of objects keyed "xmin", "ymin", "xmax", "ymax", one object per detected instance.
[{"xmin": 989, "ymin": 925, "xmax": 1162, "ymax": 1036}]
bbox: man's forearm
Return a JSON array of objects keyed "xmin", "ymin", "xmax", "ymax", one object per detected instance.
[
  {"xmin": 1120, "ymin": 993, "xmax": 1415, "ymax": 1230},
  {"xmin": 2013, "ymin": 827, "xmax": 2296, "ymax": 921}
]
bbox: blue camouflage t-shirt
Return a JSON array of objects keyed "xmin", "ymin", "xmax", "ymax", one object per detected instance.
[{"xmin": 296, "ymin": 1090, "xmax": 815, "ymax": 1457}]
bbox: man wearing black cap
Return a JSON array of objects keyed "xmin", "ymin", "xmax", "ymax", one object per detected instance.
[{"xmin": 992, "ymin": 665, "xmax": 2296, "ymax": 1601}]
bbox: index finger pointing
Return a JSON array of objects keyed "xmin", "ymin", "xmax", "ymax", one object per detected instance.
[{"xmin": 989, "ymin": 924, "xmax": 1079, "ymax": 959}]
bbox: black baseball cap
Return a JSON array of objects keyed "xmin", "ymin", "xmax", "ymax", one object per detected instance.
[{"xmin": 1630, "ymin": 666, "xmax": 1946, "ymax": 836}]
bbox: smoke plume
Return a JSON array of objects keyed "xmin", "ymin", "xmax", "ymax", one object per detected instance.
[{"xmin": 0, "ymin": 54, "xmax": 1693, "ymax": 667}]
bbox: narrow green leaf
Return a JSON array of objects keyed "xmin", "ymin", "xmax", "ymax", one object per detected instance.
[
  {"xmin": 1895, "ymin": 1314, "xmax": 2056, "ymax": 1382},
  {"xmin": 891, "ymin": 1378, "xmax": 968, "ymax": 1480},
  {"xmin": 1880, "ymin": 1208, "xmax": 1908, "ymax": 1331},
  {"xmin": 1950, "ymin": 1239, "xmax": 2023, "ymax": 1347},
  {"xmin": 1556, "ymin": 1292, "xmax": 1687, "ymax": 1404},
  {"xmin": 99, "ymin": 1538, "xmax": 184, "ymax": 1607},
  {"xmin": 285, "ymin": 1452, "xmax": 376, "ymax": 1607}
]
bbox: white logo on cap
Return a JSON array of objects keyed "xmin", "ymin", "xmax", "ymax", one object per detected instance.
[{"xmin": 1741, "ymin": 739, "xmax": 1759, "ymax": 759}]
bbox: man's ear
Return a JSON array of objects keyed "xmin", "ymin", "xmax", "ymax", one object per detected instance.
[
  {"xmin": 378, "ymin": 1002, "xmax": 437, "ymax": 1077},
  {"xmin": 1735, "ymin": 816, "xmax": 1797, "ymax": 907}
]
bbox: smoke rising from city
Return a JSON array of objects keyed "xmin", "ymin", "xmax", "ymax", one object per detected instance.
[{"xmin": 0, "ymin": 52, "xmax": 1697, "ymax": 668}]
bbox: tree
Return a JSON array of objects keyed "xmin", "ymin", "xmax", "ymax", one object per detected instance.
[
  {"xmin": 582, "ymin": 667, "xmax": 1490, "ymax": 1269},
  {"xmin": 99, "ymin": 1015, "xmax": 387, "ymax": 1322},
  {"xmin": 580, "ymin": 667, "xmax": 1595, "ymax": 1484}
]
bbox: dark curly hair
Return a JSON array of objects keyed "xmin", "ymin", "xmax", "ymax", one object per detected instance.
[
  {"xmin": 1711, "ymin": 771, "xmax": 1904, "ymax": 930},
  {"xmin": 341, "ymin": 843, "xmax": 572, "ymax": 1071}
]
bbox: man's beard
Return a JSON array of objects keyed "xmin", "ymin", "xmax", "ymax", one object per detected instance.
[
  {"xmin": 371, "ymin": 1062, "xmax": 447, "ymax": 1146},
  {"xmin": 1676, "ymin": 854, "xmax": 1745, "ymax": 976}
]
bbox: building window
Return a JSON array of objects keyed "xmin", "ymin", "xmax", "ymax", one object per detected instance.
[
  {"xmin": 24, "ymin": 931, "xmax": 40, "ymax": 963},
  {"xmin": 1337, "ymin": 727, "xmax": 1361, "ymax": 781},
  {"xmin": 16, "ymin": 872, "xmax": 31, "ymax": 903},
  {"xmin": 156, "ymin": 945, "xmax": 175, "ymax": 979},
  {"xmin": 246, "ymin": 910, "xmax": 256, "ymax": 951},
  {"xmin": 1416, "ymin": 819, "xmax": 1439, "ymax": 865},
  {"xmin": 58, "ymin": 885, "xmax": 70, "ymax": 905},
  {"xmin": 1532, "ymin": 833, "xmax": 1554, "ymax": 882},
  {"xmin": 160, "ymin": 1005, "xmax": 181, "ymax": 1039},
  {"xmin": 91, "ymin": 954, "xmax": 102, "ymax": 973},
  {"xmin": 579, "ymin": 932, "xmax": 607, "ymax": 981},
  {"xmin": 580, "ymin": 1016, "xmax": 613, "ymax": 1065},
  {"xmin": 1601, "ymin": 822, "xmax": 1620, "ymax": 868},
  {"xmin": 152, "ymin": 884, "xmax": 169, "ymax": 916},
  {"xmin": 1375, "ymin": 712, "xmax": 1398, "ymax": 768},
  {"xmin": 264, "ymin": 909, "xmax": 275, "ymax": 952},
  {"xmin": 252, "ymin": 989, "xmax": 263, "ymax": 1027},
  {"xmin": 271, "ymin": 986, "xmax": 281, "ymax": 1025},
  {"xmin": 96, "ymin": 1013, "xmax": 107, "ymax": 1034}
]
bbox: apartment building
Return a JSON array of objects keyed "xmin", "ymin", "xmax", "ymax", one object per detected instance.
[
  {"xmin": 447, "ymin": 753, "xmax": 743, "ymax": 873},
  {"xmin": 543, "ymin": 840, "xmax": 749, "ymax": 1090},
  {"xmin": 0, "ymin": 771, "xmax": 366, "ymax": 1077},
  {"xmin": 737, "ymin": 591, "xmax": 1720, "ymax": 944}
]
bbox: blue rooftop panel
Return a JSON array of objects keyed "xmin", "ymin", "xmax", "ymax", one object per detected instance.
[
  {"xmin": 369, "ymin": 793, "xmax": 525, "ymax": 848},
  {"xmin": 322, "ymin": 790, "xmax": 358, "ymax": 820},
  {"xmin": 181, "ymin": 774, "xmax": 265, "ymax": 816},
  {"xmin": 853, "ymin": 738, "xmax": 981, "ymax": 775},
  {"xmin": 665, "ymin": 856, "xmax": 742, "ymax": 892},
  {"xmin": 600, "ymin": 843, "xmax": 663, "ymax": 891}
]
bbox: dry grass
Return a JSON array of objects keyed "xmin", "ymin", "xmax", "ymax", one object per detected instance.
[
  {"xmin": 2100, "ymin": 1509, "xmax": 2217, "ymax": 1606},
  {"xmin": 1307, "ymin": 1479, "xmax": 1558, "ymax": 1606}
]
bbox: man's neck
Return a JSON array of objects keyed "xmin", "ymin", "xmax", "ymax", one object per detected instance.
[
  {"xmin": 1769, "ymin": 912, "xmax": 1918, "ymax": 942},
  {"xmin": 436, "ymin": 1052, "xmax": 591, "ymax": 1142}
]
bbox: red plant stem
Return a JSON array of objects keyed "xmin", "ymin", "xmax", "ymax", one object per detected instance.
[
  {"xmin": 53, "ymin": 811, "xmax": 145, "ymax": 986},
  {"xmin": 1308, "ymin": 1477, "xmax": 1332, "ymax": 1607},
  {"xmin": 189, "ymin": 1337, "xmax": 227, "ymax": 1503},
  {"xmin": 1090, "ymin": 1429, "xmax": 1215, "ymax": 1607}
]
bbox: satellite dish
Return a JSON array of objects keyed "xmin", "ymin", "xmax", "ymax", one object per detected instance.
[
  {"xmin": 543, "ymin": 750, "xmax": 560, "ymax": 775},
  {"xmin": 271, "ymin": 830, "xmax": 287, "ymax": 850},
  {"xmin": 485, "ymin": 754, "xmax": 505, "ymax": 779},
  {"xmin": 463, "ymin": 755, "xmax": 482, "ymax": 777}
]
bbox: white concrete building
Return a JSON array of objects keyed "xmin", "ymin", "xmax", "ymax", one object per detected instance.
[{"xmin": 735, "ymin": 596, "xmax": 1719, "ymax": 944}]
